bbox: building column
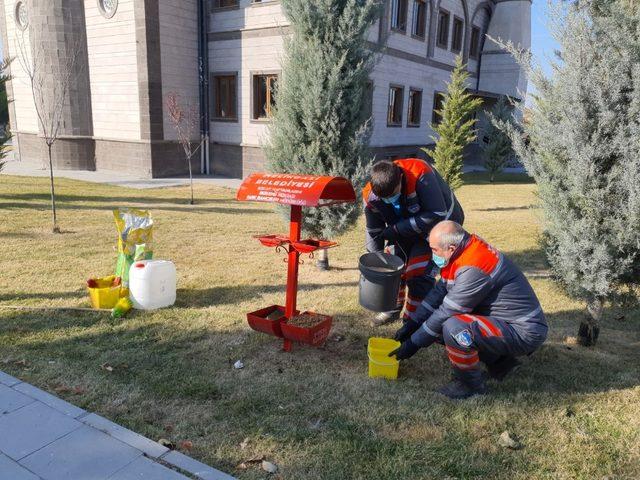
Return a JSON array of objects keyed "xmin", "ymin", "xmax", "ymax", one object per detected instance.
[{"xmin": 27, "ymin": 0, "xmax": 95, "ymax": 170}]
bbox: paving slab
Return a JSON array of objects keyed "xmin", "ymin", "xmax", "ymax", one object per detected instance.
[
  {"xmin": 20, "ymin": 425, "xmax": 142, "ymax": 480},
  {"xmin": 13, "ymin": 382, "xmax": 86, "ymax": 418},
  {"xmin": 81, "ymin": 413, "xmax": 168, "ymax": 459},
  {"xmin": 0, "ymin": 384, "xmax": 35, "ymax": 414},
  {"xmin": 0, "ymin": 401, "xmax": 81, "ymax": 460},
  {"xmin": 0, "ymin": 453, "xmax": 40, "ymax": 480},
  {"xmin": 2, "ymin": 159, "xmax": 242, "ymax": 190},
  {"xmin": 0, "ymin": 370, "xmax": 22, "ymax": 387},
  {"xmin": 0, "ymin": 369, "xmax": 235, "ymax": 480},
  {"xmin": 107, "ymin": 456, "xmax": 187, "ymax": 480},
  {"xmin": 162, "ymin": 451, "xmax": 236, "ymax": 480}
]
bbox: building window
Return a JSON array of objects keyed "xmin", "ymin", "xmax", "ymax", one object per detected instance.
[
  {"xmin": 213, "ymin": 0, "xmax": 238, "ymax": 7},
  {"xmin": 252, "ymin": 73, "xmax": 278, "ymax": 120},
  {"xmin": 451, "ymin": 17, "xmax": 464, "ymax": 52},
  {"xmin": 390, "ymin": 0, "xmax": 408, "ymax": 32},
  {"xmin": 470, "ymin": 26, "xmax": 481, "ymax": 59},
  {"xmin": 14, "ymin": 1, "xmax": 28, "ymax": 30},
  {"xmin": 98, "ymin": 0, "xmax": 118, "ymax": 18},
  {"xmin": 408, "ymin": 88, "xmax": 422, "ymax": 127},
  {"xmin": 212, "ymin": 74, "xmax": 237, "ymax": 121},
  {"xmin": 412, "ymin": 0, "xmax": 427, "ymax": 39},
  {"xmin": 432, "ymin": 91, "xmax": 445, "ymax": 125},
  {"xmin": 436, "ymin": 9, "xmax": 450, "ymax": 49},
  {"xmin": 387, "ymin": 85, "xmax": 404, "ymax": 127}
]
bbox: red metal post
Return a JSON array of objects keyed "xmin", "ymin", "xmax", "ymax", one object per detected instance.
[{"xmin": 283, "ymin": 204, "xmax": 302, "ymax": 351}]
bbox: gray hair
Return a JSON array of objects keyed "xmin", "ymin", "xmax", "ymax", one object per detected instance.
[{"xmin": 436, "ymin": 222, "xmax": 466, "ymax": 249}]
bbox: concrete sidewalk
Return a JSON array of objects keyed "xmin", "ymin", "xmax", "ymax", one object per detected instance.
[
  {"xmin": 0, "ymin": 370, "xmax": 235, "ymax": 480},
  {"xmin": 1, "ymin": 158, "xmax": 242, "ymax": 190}
]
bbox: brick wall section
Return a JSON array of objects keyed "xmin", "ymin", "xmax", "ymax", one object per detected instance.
[
  {"xmin": 211, "ymin": 144, "xmax": 243, "ymax": 178},
  {"xmin": 17, "ymin": 133, "xmax": 96, "ymax": 170},
  {"xmin": 135, "ymin": 0, "xmax": 164, "ymax": 141}
]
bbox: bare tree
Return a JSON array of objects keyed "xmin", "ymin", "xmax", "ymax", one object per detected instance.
[
  {"xmin": 165, "ymin": 92, "xmax": 205, "ymax": 205},
  {"xmin": 15, "ymin": 31, "xmax": 79, "ymax": 233}
]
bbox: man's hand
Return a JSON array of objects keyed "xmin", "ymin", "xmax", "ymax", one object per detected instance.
[
  {"xmin": 381, "ymin": 225, "xmax": 399, "ymax": 242},
  {"xmin": 394, "ymin": 321, "xmax": 420, "ymax": 342},
  {"xmin": 388, "ymin": 339, "xmax": 420, "ymax": 360}
]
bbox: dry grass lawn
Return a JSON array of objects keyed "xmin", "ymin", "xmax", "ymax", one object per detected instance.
[{"xmin": 0, "ymin": 173, "xmax": 639, "ymax": 479}]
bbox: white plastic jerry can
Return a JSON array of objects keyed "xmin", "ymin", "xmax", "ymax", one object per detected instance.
[{"xmin": 128, "ymin": 260, "xmax": 177, "ymax": 310}]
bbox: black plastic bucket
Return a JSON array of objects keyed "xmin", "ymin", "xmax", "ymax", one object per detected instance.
[{"xmin": 358, "ymin": 252, "xmax": 405, "ymax": 312}]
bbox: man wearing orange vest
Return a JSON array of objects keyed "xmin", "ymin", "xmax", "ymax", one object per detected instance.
[
  {"xmin": 390, "ymin": 221, "xmax": 548, "ymax": 399},
  {"xmin": 363, "ymin": 159, "xmax": 464, "ymax": 326}
]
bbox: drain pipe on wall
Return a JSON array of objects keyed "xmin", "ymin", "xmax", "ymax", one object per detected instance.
[{"xmin": 198, "ymin": 0, "xmax": 211, "ymax": 175}]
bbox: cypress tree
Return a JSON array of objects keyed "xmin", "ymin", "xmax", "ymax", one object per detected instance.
[
  {"xmin": 423, "ymin": 56, "xmax": 483, "ymax": 190},
  {"xmin": 497, "ymin": 1, "xmax": 640, "ymax": 345},
  {"xmin": 264, "ymin": 0, "xmax": 382, "ymax": 241}
]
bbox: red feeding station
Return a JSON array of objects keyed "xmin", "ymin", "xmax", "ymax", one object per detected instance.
[{"xmin": 236, "ymin": 172, "xmax": 356, "ymax": 352}]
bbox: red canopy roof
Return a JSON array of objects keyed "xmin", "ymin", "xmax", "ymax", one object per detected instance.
[{"xmin": 236, "ymin": 173, "xmax": 356, "ymax": 207}]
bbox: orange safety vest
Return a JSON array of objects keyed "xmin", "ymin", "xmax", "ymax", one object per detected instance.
[
  {"xmin": 440, "ymin": 235, "xmax": 501, "ymax": 282},
  {"xmin": 362, "ymin": 158, "xmax": 433, "ymax": 204}
]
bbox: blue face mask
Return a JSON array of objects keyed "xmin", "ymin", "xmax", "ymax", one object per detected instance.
[
  {"xmin": 432, "ymin": 253, "xmax": 448, "ymax": 269},
  {"xmin": 382, "ymin": 192, "xmax": 401, "ymax": 205}
]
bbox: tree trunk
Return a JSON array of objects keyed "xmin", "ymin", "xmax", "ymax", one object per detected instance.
[
  {"xmin": 187, "ymin": 154, "xmax": 194, "ymax": 205},
  {"xmin": 577, "ymin": 298, "xmax": 602, "ymax": 346},
  {"xmin": 490, "ymin": 171, "xmax": 495, "ymax": 183},
  {"xmin": 47, "ymin": 144, "xmax": 60, "ymax": 233},
  {"xmin": 316, "ymin": 248, "xmax": 329, "ymax": 271}
]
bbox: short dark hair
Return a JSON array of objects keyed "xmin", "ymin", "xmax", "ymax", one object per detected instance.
[{"xmin": 370, "ymin": 161, "xmax": 402, "ymax": 198}]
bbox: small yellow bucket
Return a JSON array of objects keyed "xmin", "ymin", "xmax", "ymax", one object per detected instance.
[
  {"xmin": 87, "ymin": 275, "xmax": 121, "ymax": 309},
  {"xmin": 368, "ymin": 337, "xmax": 401, "ymax": 380}
]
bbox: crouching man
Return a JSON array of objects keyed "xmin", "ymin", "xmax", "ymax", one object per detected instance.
[{"xmin": 390, "ymin": 221, "xmax": 548, "ymax": 399}]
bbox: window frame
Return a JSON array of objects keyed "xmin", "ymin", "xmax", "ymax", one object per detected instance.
[
  {"xmin": 390, "ymin": 0, "xmax": 408, "ymax": 33},
  {"xmin": 387, "ymin": 84, "xmax": 405, "ymax": 128},
  {"xmin": 436, "ymin": 9, "xmax": 450, "ymax": 49},
  {"xmin": 211, "ymin": 0, "xmax": 239, "ymax": 11},
  {"xmin": 211, "ymin": 72, "xmax": 238, "ymax": 122},
  {"xmin": 469, "ymin": 26, "xmax": 481, "ymax": 59},
  {"xmin": 251, "ymin": 71, "xmax": 279, "ymax": 122},
  {"xmin": 451, "ymin": 16, "xmax": 464, "ymax": 53},
  {"xmin": 411, "ymin": 0, "xmax": 428, "ymax": 40},
  {"xmin": 407, "ymin": 87, "xmax": 423, "ymax": 128},
  {"xmin": 432, "ymin": 91, "xmax": 445, "ymax": 126}
]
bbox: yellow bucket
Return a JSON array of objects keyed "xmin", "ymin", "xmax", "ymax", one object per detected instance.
[
  {"xmin": 368, "ymin": 337, "xmax": 401, "ymax": 380},
  {"xmin": 88, "ymin": 275, "xmax": 121, "ymax": 309}
]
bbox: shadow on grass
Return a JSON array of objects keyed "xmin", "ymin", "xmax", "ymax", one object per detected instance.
[
  {"xmin": 176, "ymin": 282, "xmax": 359, "ymax": 308},
  {"xmin": 0, "ymin": 192, "xmax": 238, "ymax": 205},
  {"xmin": 462, "ymin": 172, "xmax": 535, "ymax": 185},
  {"xmin": 0, "ymin": 201, "xmax": 270, "ymax": 215},
  {"xmin": 0, "ymin": 290, "xmax": 85, "ymax": 302},
  {"xmin": 476, "ymin": 204, "xmax": 538, "ymax": 212}
]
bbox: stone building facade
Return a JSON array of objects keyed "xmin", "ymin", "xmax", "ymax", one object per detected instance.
[{"xmin": 0, "ymin": 0, "xmax": 530, "ymax": 178}]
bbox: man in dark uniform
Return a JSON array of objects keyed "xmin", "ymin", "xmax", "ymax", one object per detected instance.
[
  {"xmin": 363, "ymin": 159, "xmax": 464, "ymax": 326},
  {"xmin": 390, "ymin": 221, "xmax": 548, "ymax": 399}
]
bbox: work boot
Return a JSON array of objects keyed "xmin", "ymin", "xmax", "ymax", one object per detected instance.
[
  {"xmin": 487, "ymin": 356, "xmax": 521, "ymax": 382},
  {"xmin": 438, "ymin": 369, "xmax": 487, "ymax": 399},
  {"xmin": 371, "ymin": 308, "xmax": 402, "ymax": 327}
]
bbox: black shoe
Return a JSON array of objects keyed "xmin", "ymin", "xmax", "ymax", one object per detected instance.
[
  {"xmin": 437, "ymin": 379, "xmax": 487, "ymax": 400},
  {"xmin": 487, "ymin": 356, "xmax": 521, "ymax": 382}
]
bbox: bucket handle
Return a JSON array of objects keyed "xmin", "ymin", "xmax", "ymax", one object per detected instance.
[{"xmin": 368, "ymin": 353, "xmax": 398, "ymax": 367}]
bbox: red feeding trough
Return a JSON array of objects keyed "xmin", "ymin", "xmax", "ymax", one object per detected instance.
[{"xmin": 237, "ymin": 173, "xmax": 356, "ymax": 351}]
